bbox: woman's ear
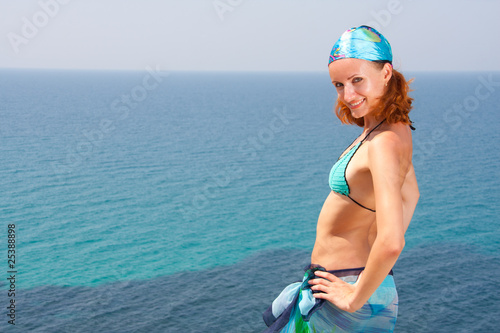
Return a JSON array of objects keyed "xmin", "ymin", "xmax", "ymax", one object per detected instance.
[{"xmin": 383, "ymin": 62, "xmax": 393, "ymax": 84}]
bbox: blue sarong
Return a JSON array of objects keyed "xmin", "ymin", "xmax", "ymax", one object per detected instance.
[{"xmin": 263, "ymin": 265, "xmax": 398, "ymax": 333}]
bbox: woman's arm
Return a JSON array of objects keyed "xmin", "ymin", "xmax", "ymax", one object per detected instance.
[
  {"xmin": 402, "ymin": 164, "xmax": 419, "ymax": 233},
  {"xmin": 310, "ymin": 131, "xmax": 410, "ymax": 312}
]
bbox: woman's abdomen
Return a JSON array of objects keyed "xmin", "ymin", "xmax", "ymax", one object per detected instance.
[{"xmin": 312, "ymin": 192, "xmax": 375, "ymax": 270}]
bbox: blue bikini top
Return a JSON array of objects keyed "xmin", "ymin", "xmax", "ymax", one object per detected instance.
[{"xmin": 328, "ymin": 120, "xmax": 385, "ymax": 212}]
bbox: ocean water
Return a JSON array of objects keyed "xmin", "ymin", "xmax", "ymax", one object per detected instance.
[{"xmin": 0, "ymin": 69, "xmax": 499, "ymax": 332}]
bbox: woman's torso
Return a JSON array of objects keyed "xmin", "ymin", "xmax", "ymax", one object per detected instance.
[{"xmin": 311, "ymin": 122, "xmax": 417, "ymax": 270}]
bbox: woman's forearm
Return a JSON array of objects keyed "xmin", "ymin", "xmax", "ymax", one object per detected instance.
[{"xmin": 349, "ymin": 235, "xmax": 404, "ymax": 311}]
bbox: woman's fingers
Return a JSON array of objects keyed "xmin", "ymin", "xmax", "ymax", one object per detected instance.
[
  {"xmin": 310, "ymin": 272, "xmax": 341, "ymax": 293},
  {"xmin": 310, "ymin": 283, "xmax": 328, "ymax": 293},
  {"xmin": 307, "ymin": 271, "xmax": 360, "ymax": 312},
  {"xmin": 314, "ymin": 270, "xmax": 335, "ymax": 280},
  {"xmin": 310, "ymin": 270, "xmax": 340, "ymax": 284}
]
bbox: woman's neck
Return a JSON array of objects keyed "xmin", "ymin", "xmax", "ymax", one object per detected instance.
[{"xmin": 362, "ymin": 117, "xmax": 385, "ymax": 134}]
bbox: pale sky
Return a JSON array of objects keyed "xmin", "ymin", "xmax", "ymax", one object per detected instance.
[{"xmin": 1, "ymin": 0, "xmax": 499, "ymax": 72}]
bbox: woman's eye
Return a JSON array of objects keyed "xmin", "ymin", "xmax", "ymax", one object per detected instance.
[
  {"xmin": 352, "ymin": 77, "xmax": 363, "ymax": 83},
  {"xmin": 334, "ymin": 82, "xmax": 343, "ymax": 88}
]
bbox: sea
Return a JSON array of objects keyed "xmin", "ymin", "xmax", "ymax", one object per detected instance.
[{"xmin": 0, "ymin": 69, "xmax": 499, "ymax": 332}]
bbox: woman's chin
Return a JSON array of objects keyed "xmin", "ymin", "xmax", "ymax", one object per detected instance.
[
  {"xmin": 349, "ymin": 106, "xmax": 371, "ymax": 119},
  {"xmin": 349, "ymin": 110, "xmax": 364, "ymax": 119}
]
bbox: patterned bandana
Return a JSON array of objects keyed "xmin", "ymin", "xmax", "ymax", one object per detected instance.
[{"xmin": 329, "ymin": 25, "xmax": 392, "ymax": 65}]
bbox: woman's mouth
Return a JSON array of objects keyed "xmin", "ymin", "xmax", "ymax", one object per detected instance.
[{"xmin": 349, "ymin": 98, "xmax": 365, "ymax": 109}]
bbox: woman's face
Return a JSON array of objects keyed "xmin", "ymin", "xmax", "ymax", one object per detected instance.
[{"xmin": 328, "ymin": 58, "xmax": 391, "ymax": 119}]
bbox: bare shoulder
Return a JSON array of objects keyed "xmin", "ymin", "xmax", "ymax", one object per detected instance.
[
  {"xmin": 367, "ymin": 122, "xmax": 413, "ymax": 177},
  {"xmin": 369, "ymin": 122, "xmax": 412, "ymax": 154}
]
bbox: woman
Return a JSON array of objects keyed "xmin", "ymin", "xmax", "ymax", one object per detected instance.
[{"xmin": 263, "ymin": 26, "xmax": 419, "ymax": 332}]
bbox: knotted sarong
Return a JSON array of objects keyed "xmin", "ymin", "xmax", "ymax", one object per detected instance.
[{"xmin": 263, "ymin": 265, "xmax": 398, "ymax": 333}]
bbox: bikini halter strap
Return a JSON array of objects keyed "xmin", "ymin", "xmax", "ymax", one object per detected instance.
[{"xmin": 360, "ymin": 119, "xmax": 385, "ymax": 143}]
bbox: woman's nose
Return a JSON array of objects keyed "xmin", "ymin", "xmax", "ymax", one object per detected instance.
[{"xmin": 343, "ymin": 84, "xmax": 357, "ymax": 102}]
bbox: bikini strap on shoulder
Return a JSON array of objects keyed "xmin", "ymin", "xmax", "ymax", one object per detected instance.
[{"xmin": 361, "ymin": 119, "xmax": 385, "ymax": 143}]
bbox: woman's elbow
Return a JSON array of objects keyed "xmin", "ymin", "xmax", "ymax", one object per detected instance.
[
  {"xmin": 413, "ymin": 183, "xmax": 420, "ymax": 204},
  {"xmin": 381, "ymin": 236, "xmax": 405, "ymax": 257},
  {"xmin": 392, "ymin": 237, "xmax": 405, "ymax": 255}
]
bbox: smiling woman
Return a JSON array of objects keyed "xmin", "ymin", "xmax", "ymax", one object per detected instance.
[
  {"xmin": 333, "ymin": 60, "xmax": 414, "ymax": 128},
  {"xmin": 263, "ymin": 25, "xmax": 419, "ymax": 333}
]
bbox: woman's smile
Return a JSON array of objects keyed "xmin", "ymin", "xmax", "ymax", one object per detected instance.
[{"xmin": 348, "ymin": 98, "xmax": 365, "ymax": 109}]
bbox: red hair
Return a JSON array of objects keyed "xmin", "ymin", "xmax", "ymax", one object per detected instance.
[{"xmin": 335, "ymin": 64, "xmax": 414, "ymax": 127}]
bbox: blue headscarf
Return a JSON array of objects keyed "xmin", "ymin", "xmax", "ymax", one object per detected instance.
[{"xmin": 329, "ymin": 26, "xmax": 392, "ymax": 65}]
